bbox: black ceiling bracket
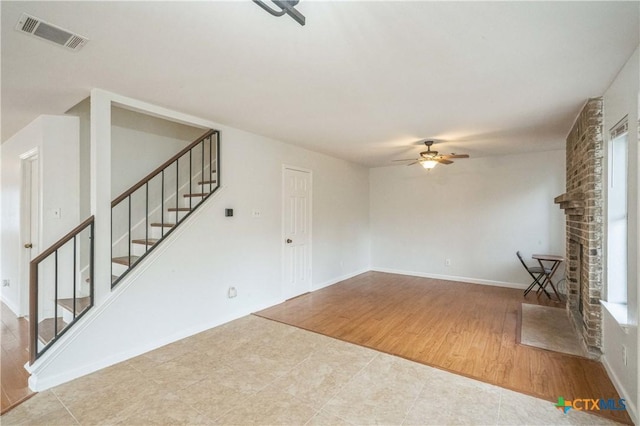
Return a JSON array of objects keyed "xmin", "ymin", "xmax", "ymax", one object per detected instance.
[{"xmin": 253, "ymin": 0, "xmax": 306, "ymax": 26}]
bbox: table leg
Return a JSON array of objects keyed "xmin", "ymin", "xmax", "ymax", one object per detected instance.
[{"xmin": 537, "ymin": 259, "xmax": 562, "ymax": 301}]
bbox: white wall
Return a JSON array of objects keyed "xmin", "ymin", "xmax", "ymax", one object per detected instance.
[
  {"xmin": 370, "ymin": 150, "xmax": 566, "ymax": 287},
  {"xmin": 27, "ymin": 91, "xmax": 370, "ymax": 390},
  {"xmin": 0, "ymin": 115, "xmax": 80, "ymax": 316},
  {"xmin": 601, "ymin": 44, "xmax": 639, "ymax": 423},
  {"xmin": 65, "ymin": 98, "xmax": 91, "ymax": 221},
  {"xmin": 110, "ymin": 106, "xmax": 204, "ymax": 198}
]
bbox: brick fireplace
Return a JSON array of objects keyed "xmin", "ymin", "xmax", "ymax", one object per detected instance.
[{"xmin": 555, "ymin": 98, "xmax": 604, "ymax": 355}]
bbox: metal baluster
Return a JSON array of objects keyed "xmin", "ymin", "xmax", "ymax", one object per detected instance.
[
  {"xmin": 209, "ymin": 136, "xmax": 213, "ymax": 193},
  {"xmin": 128, "ymin": 195, "xmax": 132, "ymax": 268},
  {"xmin": 90, "ymin": 222, "xmax": 94, "ymax": 306},
  {"xmin": 73, "ymin": 235, "xmax": 77, "ymax": 319},
  {"xmin": 30, "ymin": 260, "xmax": 39, "ymax": 363},
  {"xmin": 54, "ymin": 250, "xmax": 58, "ymax": 339},
  {"xmin": 201, "ymin": 140, "xmax": 205, "ymax": 200},
  {"xmin": 175, "ymin": 159, "xmax": 179, "ymax": 227},
  {"xmin": 216, "ymin": 132, "xmax": 220, "ymax": 188},
  {"xmin": 145, "ymin": 182, "xmax": 149, "ymax": 251},
  {"xmin": 111, "ymin": 203, "xmax": 113, "ymax": 284},
  {"xmin": 161, "ymin": 170, "xmax": 165, "ymax": 233},
  {"xmin": 189, "ymin": 149, "xmax": 192, "ymax": 210}
]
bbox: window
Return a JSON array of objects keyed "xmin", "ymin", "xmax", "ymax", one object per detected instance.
[{"xmin": 607, "ymin": 118, "xmax": 628, "ymax": 305}]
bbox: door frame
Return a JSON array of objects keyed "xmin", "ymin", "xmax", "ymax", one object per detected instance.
[
  {"xmin": 281, "ymin": 165, "xmax": 313, "ymax": 300},
  {"xmin": 19, "ymin": 148, "xmax": 42, "ymax": 317}
]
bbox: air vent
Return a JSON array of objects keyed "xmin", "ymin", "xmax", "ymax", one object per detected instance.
[{"xmin": 15, "ymin": 13, "xmax": 88, "ymax": 51}]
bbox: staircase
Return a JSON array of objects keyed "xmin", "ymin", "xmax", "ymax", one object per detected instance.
[
  {"xmin": 110, "ymin": 180, "xmax": 216, "ymax": 278},
  {"xmin": 37, "ymin": 297, "xmax": 90, "ymax": 345},
  {"xmin": 29, "ymin": 129, "xmax": 219, "ymax": 363},
  {"xmin": 110, "ymin": 129, "xmax": 219, "ymax": 286},
  {"xmin": 29, "ymin": 216, "xmax": 95, "ymax": 362}
]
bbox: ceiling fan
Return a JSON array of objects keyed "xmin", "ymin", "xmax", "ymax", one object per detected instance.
[{"xmin": 393, "ymin": 140, "xmax": 470, "ymax": 169}]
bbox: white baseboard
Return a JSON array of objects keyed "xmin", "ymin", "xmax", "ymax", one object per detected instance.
[
  {"xmin": 313, "ymin": 267, "xmax": 370, "ymax": 291},
  {"xmin": 371, "ymin": 267, "xmax": 529, "ymax": 290},
  {"xmin": 0, "ymin": 295, "xmax": 21, "ymax": 317},
  {"xmin": 601, "ymin": 355, "xmax": 638, "ymax": 424}
]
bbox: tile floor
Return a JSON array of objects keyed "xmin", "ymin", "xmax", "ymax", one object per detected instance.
[{"xmin": 2, "ymin": 315, "xmax": 619, "ymax": 425}]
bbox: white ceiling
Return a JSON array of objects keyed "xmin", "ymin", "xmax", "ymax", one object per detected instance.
[{"xmin": 2, "ymin": 1, "xmax": 638, "ymax": 167}]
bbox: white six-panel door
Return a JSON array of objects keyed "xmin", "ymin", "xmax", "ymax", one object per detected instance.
[{"xmin": 282, "ymin": 167, "xmax": 312, "ymax": 300}]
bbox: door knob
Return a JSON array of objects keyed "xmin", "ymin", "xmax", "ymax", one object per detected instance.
[
  {"xmin": 286, "ymin": 239, "xmax": 292, "ymax": 244},
  {"xmin": 24, "ymin": 243, "xmax": 33, "ymax": 249}
]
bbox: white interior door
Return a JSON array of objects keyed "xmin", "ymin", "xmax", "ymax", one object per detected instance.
[
  {"xmin": 21, "ymin": 155, "xmax": 40, "ymax": 315},
  {"xmin": 282, "ymin": 167, "xmax": 312, "ymax": 299}
]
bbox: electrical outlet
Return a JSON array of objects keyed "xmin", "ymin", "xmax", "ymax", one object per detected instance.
[
  {"xmin": 252, "ymin": 210, "xmax": 261, "ymax": 218},
  {"xmin": 622, "ymin": 345, "xmax": 627, "ymax": 366},
  {"xmin": 445, "ymin": 259, "xmax": 451, "ymax": 267},
  {"xmin": 1, "ymin": 279, "xmax": 9, "ymax": 287},
  {"xmin": 228, "ymin": 286, "xmax": 237, "ymax": 299}
]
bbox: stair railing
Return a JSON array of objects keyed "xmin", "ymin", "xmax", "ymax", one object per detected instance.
[
  {"xmin": 29, "ymin": 216, "xmax": 95, "ymax": 364},
  {"xmin": 110, "ymin": 129, "xmax": 219, "ymax": 287}
]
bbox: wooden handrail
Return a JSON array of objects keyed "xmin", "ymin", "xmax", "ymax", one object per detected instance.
[
  {"xmin": 111, "ymin": 129, "xmax": 216, "ymax": 207},
  {"xmin": 30, "ymin": 216, "xmax": 95, "ymax": 266}
]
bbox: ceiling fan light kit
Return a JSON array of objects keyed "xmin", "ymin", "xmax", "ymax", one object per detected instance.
[
  {"xmin": 393, "ymin": 140, "xmax": 470, "ymax": 170},
  {"xmin": 420, "ymin": 159, "xmax": 438, "ymax": 169}
]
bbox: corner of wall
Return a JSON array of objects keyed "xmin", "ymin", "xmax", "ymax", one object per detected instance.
[{"xmin": 602, "ymin": 352, "xmax": 638, "ymax": 424}]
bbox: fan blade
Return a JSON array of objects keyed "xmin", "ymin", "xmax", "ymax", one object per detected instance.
[
  {"xmin": 407, "ymin": 161, "xmax": 418, "ymax": 166},
  {"xmin": 393, "ymin": 159, "xmax": 418, "ymax": 162},
  {"xmin": 437, "ymin": 159, "xmax": 453, "ymax": 165},
  {"xmin": 441, "ymin": 154, "xmax": 469, "ymax": 159}
]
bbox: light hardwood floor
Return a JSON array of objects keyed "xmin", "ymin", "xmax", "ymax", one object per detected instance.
[
  {"xmin": 1, "ymin": 302, "xmax": 34, "ymax": 414},
  {"xmin": 256, "ymin": 271, "xmax": 631, "ymax": 424}
]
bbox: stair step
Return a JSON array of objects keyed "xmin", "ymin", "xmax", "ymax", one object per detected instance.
[
  {"xmin": 57, "ymin": 297, "xmax": 91, "ymax": 315},
  {"xmin": 167, "ymin": 207, "xmax": 191, "ymax": 212},
  {"xmin": 150, "ymin": 223, "xmax": 175, "ymax": 228},
  {"xmin": 184, "ymin": 193, "xmax": 208, "ymax": 198},
  {"xmin": 112, "ymin": 255, "xmax": 141, "ymax": 266},
  {"xmin": 198, "ymin": 179, "xmax": 217, "ymax": 185},
  {"xmin": 38, "ymin": 318, "xmax": 67, "ymax": 343},
  {"xmin": 131, "ymin": 238, "xmax": 159, "ymax": 246}
]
